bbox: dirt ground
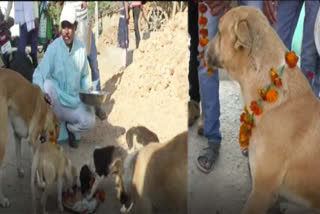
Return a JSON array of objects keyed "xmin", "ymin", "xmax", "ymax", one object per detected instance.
[{"xmin": 0, "ymin": 10, "xmax": 187, "ymax": 214}]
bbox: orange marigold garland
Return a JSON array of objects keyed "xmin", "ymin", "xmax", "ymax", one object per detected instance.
[
  {"xmin": 238, "ymin": 51, "xmax": 296, "ymax": 149},
  {"xmin": 49, "ymin": 130, "xmax": 56, "ymax": 145},
  {"xmin": 198, "ymin": 3, "xmax": 214, "ymax": 75},
  {"xmin": 285, "ymin": 51, "xmax": 298, "ymax": 68}
]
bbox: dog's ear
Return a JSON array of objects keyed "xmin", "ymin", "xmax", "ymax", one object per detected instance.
[
  {"xmin": 111, "ymin": 159, "xmax": 122, "ymax": 175},
  {"xmin": 234, "ymin": 19, "xmax": 252, "ymax": 50}
]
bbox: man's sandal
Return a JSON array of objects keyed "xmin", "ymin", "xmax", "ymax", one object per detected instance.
[{"xmin": 196, "ymin": 144, "xmax": 220, "ymax": 173}]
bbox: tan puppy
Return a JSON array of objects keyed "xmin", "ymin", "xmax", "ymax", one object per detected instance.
[
  {"xmin": 0, "ymin": 69, "xmax": 59, "ymax": 207},
  {"xmin": 31, "ymin": 143, "xmax": 78, "ymax": 214},
  {"xmin": 205, "ymin": 6, "xmax": 320, "ymax": 214},
  {"xmin": 111, "ymin": 132, "xmax": 187, "ymax": 214}
]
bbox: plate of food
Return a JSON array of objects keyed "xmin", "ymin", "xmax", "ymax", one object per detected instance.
[
  {"xmin": 79, "ymin": 90, "xmax": 108, "ymax": 106},
  {"xmin": 62, "ymin": 187, "xmax": 105, "ymax": 214}
]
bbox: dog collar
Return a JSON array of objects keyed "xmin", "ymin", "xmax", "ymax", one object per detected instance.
[{"xmin": 238, "ymin": 51, "xmax": 298, "ymax": 149}]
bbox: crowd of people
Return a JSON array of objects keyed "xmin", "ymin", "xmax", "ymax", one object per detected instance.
[{"xmin": 188, "ymin": 0, "xmax": 320, "ymax": 173}]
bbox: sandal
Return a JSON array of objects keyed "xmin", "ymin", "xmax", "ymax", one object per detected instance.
[
  {"xmin": 241, "ymin": 148, "xmax": 248, "ymax": 157},
  {"xmin": 196, "ymin": 144, "xmax": 220, "ymax": 173}
]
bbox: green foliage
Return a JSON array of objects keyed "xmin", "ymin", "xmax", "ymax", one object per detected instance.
[
  {"xmin": 87, "ymin": 1, "xmax": 113, "ymax": 19},
  {"xmin": 46, "ymin": 1, "xmax": 63, "ymax": 25}
]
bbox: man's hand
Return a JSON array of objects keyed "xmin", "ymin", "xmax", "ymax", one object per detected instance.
[
  {"xmin": 203, "ymin": 0, "xmax": 232, "ymax": 16},
  {"xmin": 263, "ymin": 0, "xmax": 278, "ymax": 25}
]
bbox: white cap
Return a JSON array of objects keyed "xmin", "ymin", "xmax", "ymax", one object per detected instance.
[{"xmin": 60, "ymin": 4, "xmax": 76, "ymax": 25}]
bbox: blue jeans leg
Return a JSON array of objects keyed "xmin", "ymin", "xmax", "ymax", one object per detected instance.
[
  {"xmin": 198, "ymin": 14, "xmax": 221, "ymax": 145},
  {"xmin": 88, "ymin": 32, "xmax": 101, "ymax": 90},
  {"xmin": 302, "ymin": 1, "xmax": 320, "ymax": 96},
  {"xmin": 238, "ymin": 0, "xmax": 263, "ymax": 9}
]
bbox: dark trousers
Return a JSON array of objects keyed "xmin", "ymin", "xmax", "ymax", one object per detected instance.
[
  {"xmin": 88, "ymin": 32, "xmax": 101, "ymax": 90},
  {"xmin": 188, "ymin": 0, "xmax": 200, "ymax": 103},
  {"xmin": 18, "ymin": 23, "xmax": 38, "ymax": 66},
  {"xmin": 133, "ymin": 6, "xmax": 141, "ymax": 48}
]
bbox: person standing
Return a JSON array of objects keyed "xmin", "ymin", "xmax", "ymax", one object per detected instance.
[
  {"xmin": 6, "ymin": 1, "xmax": 39, "ymax": 68},
  {"xmin": 131, "ymin": 1, "xmax": 141, "ymax": 49},
  {"xmin": 63, "ymin": 1, "xmax": 107, "ymax": 120},
  {"xmin": 32, "ymin": 4, "xmax": 96, "ymax": 149},
  {"xmin": 117, "ymin": 1, "xmax": 130, "ymax": 68}
]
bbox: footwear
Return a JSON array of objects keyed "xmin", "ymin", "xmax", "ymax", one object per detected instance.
[
  {"xmin": 241, "ymin": 148, "xmax": 248, "ymax": 157},
  {"xmin": 188, "ymin": 100, "xmax": 200, "ymax": 127},
  {"xmin": 197, "ymin": 124, "xmax": 204, "ymax": 136},
  {"xmin": 196, "ymin": 143, "xmax": 220, "ymax": 173},
  {"xmin": 66, "ymin": 124, "xmax": 78, "ymax": 148},
  {"xmin": 95, "ymin": 106, "xmax": 107, "ymax": 120}
]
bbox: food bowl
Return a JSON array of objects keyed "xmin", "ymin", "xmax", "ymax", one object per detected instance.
[{"xmin": 79, "ymin": 90, "xmax": 108, "ymax": 106}]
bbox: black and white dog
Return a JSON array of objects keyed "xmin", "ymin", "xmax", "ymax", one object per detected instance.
[{"xmin": 79, "ymin": 145, "xmax": 124, "ymax": 199}]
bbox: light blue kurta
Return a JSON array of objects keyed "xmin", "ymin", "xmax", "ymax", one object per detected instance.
[{"xmin": 33, "ymin": 36, "xmax": 90, "ymax": 109}]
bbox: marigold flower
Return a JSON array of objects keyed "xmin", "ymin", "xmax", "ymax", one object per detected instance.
[
  {"xmin": 285, "ymin": 51, "xmax": 298, "ymax": 68},
  {"xmin": 238, "ymin": 134, "xmax": 249, "ymax": 148},
  {"xmin": 207, "ymin": 67, "xmax": 214, "ymax": 76},
  {"xmin": 259, "ymin": 88, "xmax": 266, "ymax": 101},
  {"xmin": 270, "ymin": 68, "xmax": 278, "ymax": 79},
  {"xmin": 250, "ymin": 101, "xmax": 262, "ymax": 115},
  {"xmin": 273, "ymin": 78, "xmax": 282, "ymax": 87},
  {"xmin": 198, "ymin": 3, "xmax": 208, "ymax": 13},
  {"xmin": 199, "ymin": 37, "xmax": 209, "ymax": 47},
  {"xmin": 265, "ymin": 88, "xmax": 278, "ymax": 102},
  {"xmin": 199, "ymin": 28, "xmax": 208, "ymax": 37},
  {"xmin": 198, "ymin": 16, "xmax": 208, "ymax": 25},
  {"xmin": 199, "ymin": 51, "xmax": 204, "ymax": 59},
  {"xmin": 202, "ymin": 58, "xmax": 206, "ymax": 67}
]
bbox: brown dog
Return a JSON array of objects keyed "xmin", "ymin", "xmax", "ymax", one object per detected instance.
[
  {"xmin": 205, "ymin": 6, "xmax": 320, "ymax": 214},
  {"xmin": 111, "ymin": 132, "xmax": 187, "ymax": 214},
  {"xmin": 0, "ymin": 69, "xmax": 59, "ymax": 207},
  {"xmin": 31, "ymin": 143, "xmax": 78, "ymax": 214}
]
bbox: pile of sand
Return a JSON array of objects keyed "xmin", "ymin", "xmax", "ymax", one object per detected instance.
[{"xmin": 100, "ymin": 11, "xmax": 188, "ymax": 144}]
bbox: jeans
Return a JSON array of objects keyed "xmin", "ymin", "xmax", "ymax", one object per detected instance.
[
  {"xmin": 198, "ymin": 11, "xmax": 221, "ymax": 145},
  {"xmin": 87, "ymin": 32, "xmax": 101, "ymax": 91},
  {"xmin": 133, "ymin": 6, "xmax": 141, "ymax": 48},
  {"xmin": 274, "ymin": 1, "xmax": 320, "ymax": 97}
]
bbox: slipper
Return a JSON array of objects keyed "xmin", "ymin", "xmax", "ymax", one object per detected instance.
[
  {"xmin": 196, "ymin": 144, "xmax": 220, "ymax": 173},
  {"xmin": 241, "ymin": 148, "xmax": 248, "ymax": 157}
]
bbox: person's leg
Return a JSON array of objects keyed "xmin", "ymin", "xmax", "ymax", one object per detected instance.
[
  {"xmin": 133, "ymin": 6, "xmax": 141, "ymax": 49},
  {"xmin": 301, "ymin": 1, "xmax": 320, "ymax": 97},
  {"xmin": 88, "ymin": 32, "xmax": 100, "ymax": 91},
  {"xmin": 30, "ymin": 27, "xmax": 38, "ymax": 68},
  {"xmin": 44, "ymin": 80, "xmax": 95, "ymax": 148},
  {"xmin": 87, "ymin": 32, "xmax": 107, "ymax": 120},
  {"xmin": 188, "ymin": 0, "xmax": 200, "ymax": 126},
  {"xmin": 197, "ymin": 10, "xmax": 222, "ymax": 173},
  {"xmin": 18, "ymin": 24, "xmax": 28, "ymax": 55},
  {"xmin": 238, "ymin": 0, "xmax": 263, "ymax": 9},
  {"xmin": 273, "ymin": 1, "xmax": 303, "ymax": 50}
]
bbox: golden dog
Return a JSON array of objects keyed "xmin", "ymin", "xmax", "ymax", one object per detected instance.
[
  {"xmin": 31, "ymin": 143, "xmax": 78, "ymax": 214},
  {"xmin": 205, "ymin": 6, "xmax": 320, "ymax": 214},
  {"xmin": 111, "ymin": 132, "xmax": 187, "ymax": 214},
  {"xmin": 0, "ymin": 69, "xmax": 59, "ymax": 207}
]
